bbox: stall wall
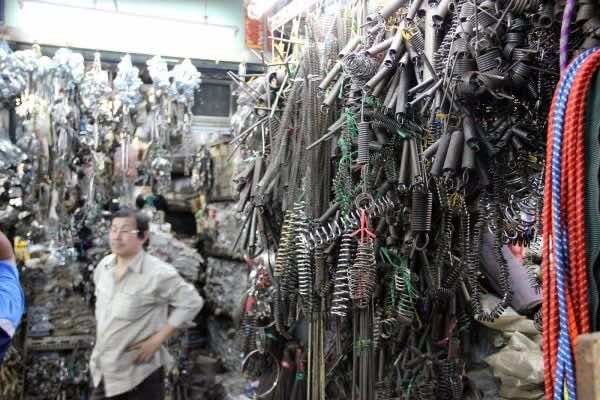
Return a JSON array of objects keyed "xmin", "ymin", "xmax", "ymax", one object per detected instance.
[{"xmin": 4, "ymin": 0, "xmax": 259, "ymax": 63}]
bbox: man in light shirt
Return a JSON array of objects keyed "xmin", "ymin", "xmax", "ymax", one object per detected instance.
[
  {"xmin": 90, "ymin": 207, "xmax": 204, "ymax": 399},
  {"xmin": 0, "ymin": 230, "xmax": 25, "ymax": 365}
]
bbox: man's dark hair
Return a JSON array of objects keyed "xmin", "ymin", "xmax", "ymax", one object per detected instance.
[{"xmin": 110, "ymin": 206, "xmax": 150, "ymax": 248}]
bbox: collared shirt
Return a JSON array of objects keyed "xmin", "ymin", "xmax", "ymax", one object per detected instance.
[
  {"xmin": 90, "ymin": 251, "xmax": 204, "ymax": 397},
  {"xmin": 0, "ymin": 259, "xmax": 25, "ymax": 364}
]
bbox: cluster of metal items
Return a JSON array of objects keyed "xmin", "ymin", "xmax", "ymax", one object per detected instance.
[
  {"xmin": 228, "ymin": 0, "xmax": 600, "ymax": 399},
  {"xmin": 0, "ymin": 42, "xmax": 207, "ymax": 398}
]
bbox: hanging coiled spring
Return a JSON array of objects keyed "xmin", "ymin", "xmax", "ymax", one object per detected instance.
[
  {"xmin": 395, "ymin": 262, "xmax": 416, "ymax": 324},
  {"xmin": 417, "ymin": 381, "xmax": 436, "ymax": 400},
  {"xmin": 331, "ymin": 230, "xmax": 355, "ymax": 318},
  {"xmin": 380, "ymin": 317, "xmax": 401, "ymax": 339},
  {"xmin": 294, "ymin": 202, "xmax": 314, "ymax": 314},
  {"xmin": 273, "ymin": 291, "xmax": 292, "ymax": 339},
  {"xmin": 373, "ymin": 309, "xmax": 382, "ymax": 350},
  {"xmin": 436, "ymin": 359, "xmax": 464, "ymax": 400},
  {"xmin": 358, "ymin": 121, "xmax": 372, "ymax": 164},
  {"xmin": 470, "ymin": 197, "xmax": 513, "ymax": 322},
  {"xmin": 275, "ymin": 208, "xmax": 296, "ymax": 278},
  {"xmin": 349, "ymin": 240, "xmax": 377, "ymax": 308},
  {"xmin": 509, "ymin": 0, "xmax": 538, "ymax": 15},
  {"xmin": 241, "ymin": 316, "xmax": 257, "ymax": 354},
  {"xmin": 411, "ymin": 189, "xmax": 433, "ymax": 248}
]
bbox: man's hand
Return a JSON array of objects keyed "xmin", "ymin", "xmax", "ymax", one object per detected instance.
[{"xmin": 127, "ymin": 324, "xmax": 176, "ymax": 364}]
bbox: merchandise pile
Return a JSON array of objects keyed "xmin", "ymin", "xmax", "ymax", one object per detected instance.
[{"xmin": 227, "ymin": 0, "xmax": 600, "ymax": 399}]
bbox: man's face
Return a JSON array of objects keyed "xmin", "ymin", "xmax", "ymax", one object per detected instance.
[{"xmin": 109, "ymin": 216, "xmax": 146, "ymax": 257}]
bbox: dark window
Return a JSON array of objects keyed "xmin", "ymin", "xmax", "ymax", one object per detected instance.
[{"xmin": 192, "ymin": 82, "xmax": 231, "ymax": 117}]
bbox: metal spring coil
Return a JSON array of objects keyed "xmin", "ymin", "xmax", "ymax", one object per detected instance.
[
  {"xmin": 505, "ymin": 30, "xmax": 526, "ymax": 45},
  {"xmin": 411, "ymin": 190, "xmax": 433, "ymax": 232},
  {"xmin": 396, "ymin": 271, "xmax": 416, "ymax": 324},
  {"xmin": 409, "ymin": 28, "xmax": 425, "ymax": 54},
  {"xmin": 476, "ymin": 49, "xmax": 502, "ymax": 73},
  {"xmin": 511, "ymin": 47, "xmax": 535, "ymax": 62},
  {"xmin": 450, "ymin": 38, "xmax": 470, "ymax": 57},
  {"xmin": 301, "ymin": 192, "xmax": 397, "ymax": 249},
  {"xmin": 349, "ymin": 240, "xmax": 377, "ymax": 308},
  {"xmin": 431, "ymin": 287, "xmax": 455, "ymax": 306},
  {"xmin": 417, "ymin": 382, "xmax": 436, "ymax": 400},
  {"xmin": 275, "ymin": 209, "xmax": 296, "ymax": 278},
  {"xmin": 281, "ymin": 258, "xmax": 299, "ymax": 296},
  {"xmin": 376, "ymin": 380, "xmax": 393, "ymax": 400},
  {"xmin": 383, "ymin": 147, "xmax": 398, "ymax": 181},
  {"xmin": 436, "ymin": 360, "xmax": 463, "ymax": 400},
  {"xmin": 342, "ymin": 52, "xmax": 379, "ymax": 88},
  {"xmin": 471, "ymin": 200, "xmax": 512, "ymax": 322},
  {"xmin": 511, "ymin": 61, "xmax": 534, "ymax": 86},
  {"xmin": 362, "ymin": 110, "xmax": 405, "ymax": 136},
  {"xmin": 241, "ymin": 316, "xmax": 257, "ymax": 354},
  {"xmin": 536, "ymin": 1, "xmax": 554, "ymax": 28},
  {"xmin": 459, "ymin": 1, "xmax": 475, "ymax": 21},
  {"xmin": 434, "ymin": 1, "xmax": 462, "ymax": 73},
  {"xmin": 508, "ymin": 0, "xmax": 538, "ymax": 15},
  {"xmin": 287, "ymin": 294, "xmax": 298, "ymax": 326},
  {"xmin": 358, "ymin": 121, "xmax": 372, "ymax": 164},
  {"xmin": 534, "ymin": 308, "xmax": 542, "ymax": 332},
  {"xmin": 470, "ymin": 9, "xmax": 497, "ymax": 28},
  {"xmin": 380, "ymin": 317, "xmax": 400, "ymax": 339},
  {"xmin": 294, "ymin": 204, "xmax": 314, "ymax": 314},
  {"xmin": 510, "ymin": 16, "xmax": 529, "ymax": 31},
  {"xmin": 457, "ymin": 309, "xmax": 472, "ymax": 333},
  {"xmin": 373, "ymin": 310, "xmax": 382, "ymax": 350},
  {"xmin": 273, "ymin": 291, "xmax": 291, "ymax": 339},
  {"xmin": 331, "ymin": 231, "xmax": 354, "ymax": 318}
]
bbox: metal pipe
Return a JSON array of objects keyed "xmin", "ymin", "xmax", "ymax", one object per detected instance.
[
  {"xmin": 381, "ymin": 0, "xmax": 410, "ymax": 19},
  {"xmin": 443, "ymin": 130, "xmax": 464, "ymax": 172},
  {"xmin": 430, "ymin": 132, "xmax": 451, "ymax": 176},
  {"xmin": 372, "ymin": 73, "xmax": 390, "ymax": 97},
  {"xmin": 322, "ymin": 75, "xmax": 345, "ymax": 108},
  {"xmin": 319, "ymin": 61, "xmax": 343, "ymax": 91},
  {"xmin": 423, "ymin": 138, "xmax": 440, "ymax": 159},
  {"xmin": 408, "ymin": 77, "xmax": 434, "ymax": 96},
  {"xmin": 406, "ymin": 0, "xmax": 424, "ymax": 20},
  {"xmin": 398, "ymin": 140, "xmax": 411, "ymax": 185},
  {"xmin": 395, "ymin": 63, "xmax": 410, "ymax": 116},
  {"xmin": 338, "ymin": 36, "xmax": 362, "ymax": 59},
  {"xmin": 423, "ymin": 5, "xmax": 439, "ymax": 81},
  {"xmin": 432, "ymin": 0, "xmax": 452, "ymax": 26},
  {"xmin": 384, "ymin": 26, "xmax": 406, "ymax": 68},
  {"xmin": 462, "ymin": 115, "xmax": 479, "ymax": 150},
  {"xmin": 366, "ymin": 37, "xmax": 393, "ymax": 56},
  {"xmin": 383, "ymin": 70, "xmax": 401, "ymax": 108},
  {"xmin": 461, "ymin": 140, "xmax": 476, "ymax": 170},
  {"xmin": 364, "ymin": 66, "xmax": 393, "ymax": 93}
]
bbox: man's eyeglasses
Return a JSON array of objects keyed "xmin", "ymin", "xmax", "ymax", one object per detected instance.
[{"xmin": 109, "ymin": 228, "xmax": 140, "ymax": 235}]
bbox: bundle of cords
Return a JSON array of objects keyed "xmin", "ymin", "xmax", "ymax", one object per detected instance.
[{"xmin": 543, "ymin": 47, "xmax": 600, "ymax": 400}]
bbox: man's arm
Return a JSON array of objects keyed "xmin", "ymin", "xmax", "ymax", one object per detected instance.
[
  {"xmin": 0, "ymin": 231, "xmax": 23, "ymax": 366},
  {"xmin": 0, "ymin": 231, "xmax": 15, "ymax": 264},
  {"xmin": 129, "ymin": 267, "xmax": 204, "ymax": 363}
]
